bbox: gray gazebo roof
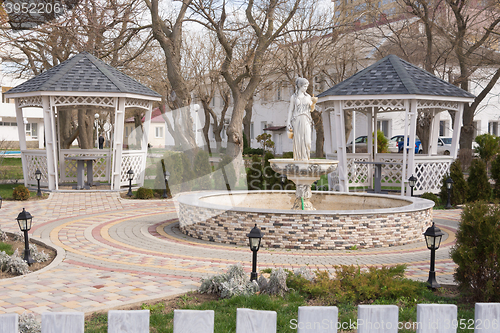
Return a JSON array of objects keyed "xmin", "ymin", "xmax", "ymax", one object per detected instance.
[
  {"xmin": 5, "ymin": 52, "xmax": 161, "ymax": 98},
  {"xmin": 318, "ymin": 54, "xmax": 475, "ymax": 99}
]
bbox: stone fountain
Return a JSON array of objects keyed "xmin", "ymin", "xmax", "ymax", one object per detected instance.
[{"xmin": 269, "ymin": 159, "xmax": 338, "ymax": 210}]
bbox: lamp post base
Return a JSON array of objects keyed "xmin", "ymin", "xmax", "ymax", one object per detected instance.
[
  {"xmin": 427, "ymin": 271, "xmax": 440, "ymax": 289},
  {"xmin": 250, "ymin": 272, "xmax": 258, "ymax": 281}
]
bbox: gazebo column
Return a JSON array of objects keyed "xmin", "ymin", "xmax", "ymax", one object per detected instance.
[
  {"xmin": 42, "ymin": 97, "xmax": 58, "ymax": 190},
  {"xmin": 367, "ymin": 107, "xmax": 373, "ymax": 188},
  {"xmin": 333, "ymin": 100, "xmax": 348, "ymax": 192},
  {"xmin": 450, "ymin": 103, "xmax": 464, "ymax": 159},
  {"xmin": 15, "ymin": 101, "xmax": 29, "ymax": 188},
  {"xmin": 405, "ymin": 100, "xmax": 418, "ymax": 196},
  {"xmin": 140, "ymin": 103, "xmax": 152, "ymax": 187},
  {"xmin": 112, "ymin": 97, "xmax": 126, "ymax": 190},
  {"xmin": 429, "ymin": 109, "xmax": 440, "ymax": 155}
]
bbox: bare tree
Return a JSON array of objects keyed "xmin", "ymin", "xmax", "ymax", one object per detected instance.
[
  {"xmin": 1, "ymin": 0, "xmax": 153, "ymax": 149},
  {"xmin": 191, "ymin": 0, "xmax": 301, "ymax": 160},
  {"xmin": 144, "ymin": 0, "xmax": 199, "ymax": 153},
  {"xmin": 394, "ymin": 0, "xmax": 500, "ymax": 150}
]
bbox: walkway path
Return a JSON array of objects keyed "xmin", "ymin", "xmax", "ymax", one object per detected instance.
[{"xmin": 0, "ymin": 193, "xmax": 462, "ymax": 316}]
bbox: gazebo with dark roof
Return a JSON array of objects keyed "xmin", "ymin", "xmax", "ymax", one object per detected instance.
[
  {"xmin": 317, "ymin": 54, "xmax": 475, "ymax": 195},
  {"xmin": 5, "ymin": 52, "xmax": 161, "ymax": 191}
]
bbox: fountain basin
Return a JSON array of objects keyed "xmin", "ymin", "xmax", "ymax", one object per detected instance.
[{"xmin": 177, "ymin": 191, "xmax": 434, "ymax": 250}]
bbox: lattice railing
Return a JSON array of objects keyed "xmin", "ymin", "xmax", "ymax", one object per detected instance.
[
  {"xmin": 413, "ymin": 156, "xmax": 453, "ymax": 195},
  {"xmin": 375, "ymin": 154, "xmax": 404, "ymax": 187},
  {"xmin": 125, "ymin": 98, "xmax": 150, "ymax": 110},
  {"xmin": 22, "ymin": 150, "xmax": 48, "ymax": 187},
  {"xmin": 326, "ymin": 153, "xmax": 370, "ymax": 191},
  {"xmin": 60, "ymin": 149, "xmax": 111, "ymax": 183},
  {"xmin": 327, "ymin": 153, "xmax": 453, "ymax": 194},
  {"xmin": 120, "ymin": 151, "xmax": 145, "ymax": 186},
  {"xmin": 344, "ymin": 99, "xmax": 405, "ymax": 110},
  {"xmin": 18, "ymin": 96, "xmax": 43, "ymax": 108},
  {"xmin": 417, "ymin": 100, "xmax": 459, "ymax": 111},
  {"xmin": 52, "ymin": 96, "xmax": 116, "ymax": 107}
]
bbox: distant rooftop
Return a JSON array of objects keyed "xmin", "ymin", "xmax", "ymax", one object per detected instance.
[
  {"xmin": 5, "ymin": 52, "xmax": 161, "ymax": 98},
  {"xmin": 318, "ymin": 54, "xmax": 475, "ymax": 99}
]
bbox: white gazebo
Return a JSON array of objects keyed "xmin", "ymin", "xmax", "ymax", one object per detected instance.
[
  {"xmin": 318, "ymin": 55, "xmax": 475, "ymax": 196},
  {"xmin": 5, "ymin": 52, "xmax": 162, "ymax": 191}
]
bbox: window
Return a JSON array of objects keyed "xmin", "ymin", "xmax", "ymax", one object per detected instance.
[
  {"xmin": 31, "ymin": 123, "xmax": 37, "ymax": 139},
  {"xmin": 125, "ymin": 126, "xmax": 129, "ymax": 137},
  {"xmin": 277, "ymin": 82, "xmax": 282, "ymax": 101},
  {"xmin": 488, "ymin": 121, "xmax": 498, "ymax": 136},
  {"xmin": 439, "ymin": 120, "xmax": 449, "ymax": 137},
  {"xmin": 377, "ymin": 120, "xmax": 389, "ymax": 137},
  {"xmin": 261, "ymin": 121, "xmax": 267, "ymax": 134},
  {"xmin": 155, "ymin": 126, "xmax": 164, "ymax": 138},
  {"xmin": 25, "ymin": 123, "xmax": 31, "ymax": 136},
  {"xmin": 250, "ymin": 122, "xmax": 254, "ymax": 140}
]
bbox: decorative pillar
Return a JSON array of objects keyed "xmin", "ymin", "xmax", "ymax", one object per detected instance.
[
  {"xmin": 42, "ymin": 96, "xmax": 58, "ymax": 190},
  {"xmin": 112, "ymin": 97, "xmax": 126, "ymax": 190},
  {"xmin": 407, "ymin": 100, "xmax": 418, "ymax": 196},
  {"xmin": 140, "ymin": 102, "xmax": 152, "ymax": 187},
  {"xmin": 429, "ymin": 109, "xmax": 440, "ymax": 155},
  {"xmin": 450, "ymin": 103, "xmax": 463, "ymax": 159},
  {"xmin": 333, "ymin": 100, "xmax": 348, "ymax": 192},
  {"xmin": 15, "ymin": 100, "xmax": 29, "ymax": 188}
]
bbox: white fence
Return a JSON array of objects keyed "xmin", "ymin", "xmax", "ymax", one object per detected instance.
[
  {"xmin": 1, "ymin": 303, "xmax": 499, "ymax": 332},
  {"xmin": 120, "ymin": 150, "xmax": 146, "ymax": 186},
  {"xmin": 326, "ymin": 153, "xmax": 454, "ymax": 195},
  {"xmin": 21, "ymin": 150, "xmax": 49, "ymax": 187},
  {"xmin": 59, "ymin": 149, "xmax": 112, "ymax": 184}
]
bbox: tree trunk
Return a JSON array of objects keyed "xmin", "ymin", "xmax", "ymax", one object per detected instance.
[
  {"xmin": 202, "ymin": 105, "xmax": 212, "ymax": 154},
  {"xmin": 77, "ymin": 109, "xmax": 94, "ymax": 149},
  {"xmin": 311, "ymin": 110, "xmax": 324, "ymax": 157},
  {"xmin": 243, "ymin": 96, "xmax": 254, "ymax": 149},
  {"xmin": 344, "ymin": 110, "xmax": 352, "ymax": 143},
  {"xmin": 416, "ymin": 113, "xmax": 432, "ymax": 154}
]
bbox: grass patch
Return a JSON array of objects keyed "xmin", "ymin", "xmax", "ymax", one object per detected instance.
[
  {"xmin": 84, "ymin": 265, "xmax": 475, "ymax": 332},
  {"xmin": 0, "ymin": 183, "xmax": 48, "ymax": 200},
  {"xmin": 0, "ymin": 157, "xmax": 23, "ymax": 180},
  {"xmin": 0, "ymin": 242, "xmax": 13, "ymax": 255}
]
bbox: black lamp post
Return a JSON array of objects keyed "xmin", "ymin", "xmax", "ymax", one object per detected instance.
[
  {"xmin": 35, "ymin": 169, "xmax": 42, "ymax": 197},
  {"xmin": 445, "ymin": 177, "xmax": 454, "ymax": 209},
  {"xmin": 127, "ymin": 169, "xmax": 134, "ymax": 197},
  {"xmin": 247, "ymin": 224, "xmax": 263, "ymax": 281},
  {"xmin": 281, "ymin": 174, "xmax": 286, "ymax": 190},
  {"xmin": 163, "ymin": 171, "xmax": 171, "ymax": 199},
  {"xmin": 408, "ymin": 175, "xmax": 417, "ymax": 197},
  {"xmin": 423, "ymin": 222, "xmax": 445, "ymax": 289},
  {"xmin": 0, "ymin": 195, "xmax": 3, "ymax": 209},
  {"xmin": 16, "ymin": 208, "xmax": 34, "ymax": 265}
]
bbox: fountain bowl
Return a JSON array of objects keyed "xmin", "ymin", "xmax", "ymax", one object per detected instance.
[{"xmin": 177, "ymin": 190, "xmax": 434, "ymax": 250}]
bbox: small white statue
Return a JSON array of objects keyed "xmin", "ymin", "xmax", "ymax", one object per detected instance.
[{"xmin": 286, "ymin": 77, "xmax": 318, "ymax": 161}]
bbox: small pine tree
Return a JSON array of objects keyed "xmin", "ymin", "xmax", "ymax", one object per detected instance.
[
  {"xmin": 451, "ymin": 201, "xmax": 500, "ymax": 301},
  {"xmin": 474, "ymin": 133, "xmax": 500, "ymax": 170},
  {"xmin": 193, "ymin": 150, "xmax": 212, "ymax": 190},
  {"xmin": 490, "ymin": 154, "xmax": 500, "ymax": 199},
  {"xmin": 467, "ymin": 159, "xmax": 491, "ymax": 202},
  {"xmin": 439, "ymin": 160, "xmax": 468, "ymax": 205}
]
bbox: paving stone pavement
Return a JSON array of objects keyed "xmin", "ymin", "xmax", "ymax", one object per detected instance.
[{"xmin": 0, "ymin": 193, "xmax": 462, "ymax": 316}]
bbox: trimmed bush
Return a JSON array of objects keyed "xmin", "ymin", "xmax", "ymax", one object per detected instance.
[
  {"xmin": 13, "ymin": 185, "xmax": 30, "ymax": 201},
  {"xmin": 163, "ymin": 152, "xmax": 196, "ymax": 193},
  {"xmin": 451, "ymin": 201, "xmax": 500, "ymax": 301},
  {"xmin": 420, "ymin": 192, "xmax": 439, "ymax": 206},
  {"xmin": 243, "ymin": 147, "xmax": 263, "ymax": 156},
  {"xmin": 439, "ymin": 160, "xmax": 468, "ymax": 206},
  {"xmin": 193, "ymin": 149, "xmax": 212, "ymax": 190},
  {"xmin": 136, "ymin": 187, "xmax": 154, "ymax": 199},
  {"xmin": 282, "ymin": 151, "xmax": 293, "ymax": 158},
  {"xmin": 490, "ymin": 154, "xmax": 500, "ymax": 200},
  {"xmin": 467, "ymin": 159, "xmax": 491, "ymax": 202},
  {"xmin": 474, "ymin": 133, "xmax": 500, "ymax": 169},
  {"xmin": 246, "ymin": 155, "xmax": 263, "ymax": 190}
]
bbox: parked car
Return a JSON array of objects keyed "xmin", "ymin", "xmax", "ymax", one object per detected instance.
[
  {"xmin": 346, "ymin": 136, "xmax": 367, "ymax": 153},
  {"xmin": 388, "ymin": 135, "xmax": 404, "ymax": 153},
  {"xmin": 397, "ymin": 135, "xmax": 422, "ymax": 153},
  {"xmin": 437, "ymin": 137, "xmax": 452, "ymax": 155}
]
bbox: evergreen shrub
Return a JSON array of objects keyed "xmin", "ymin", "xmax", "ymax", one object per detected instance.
[
  {"xmin": 136, "ymin": 187, "xmax": 154, "ymax": 199},
  {"xmin": 13, "ymin": 185, "xmax": 30, "ymax": 200},
  {"xmin": 451, "ymin": 201, "xmax": 500, "ymax": 301},
  {"xmin": 466, "ymin": 159, "xmax": 491, "ymax": 202},
  {"xmin": 490, "ymin": 154, "xmax": 500, "ymax": 199},
  {"xmin": 439, "ymin": 160, "xmax": 468, "ymax": 206},
  {"xmin": 420, "ymin": 192, "xmax": 439, "ymax": 206}
]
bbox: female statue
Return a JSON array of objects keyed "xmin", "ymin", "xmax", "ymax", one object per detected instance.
[{"xmin": 286, "ymin": 77, "xmax": 317, "ymax": 160}]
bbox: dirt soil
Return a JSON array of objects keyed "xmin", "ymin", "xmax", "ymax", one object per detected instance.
[{"xmin": 0, "ymin": 238, "xmax": 56, "ymax": 279}]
